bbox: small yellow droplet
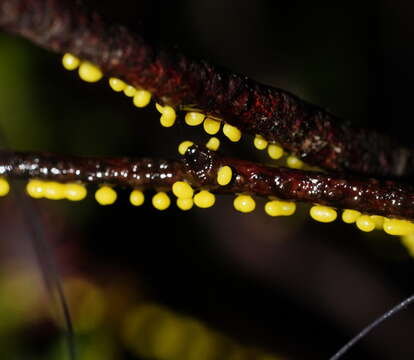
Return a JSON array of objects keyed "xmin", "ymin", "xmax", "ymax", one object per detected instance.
[
  {"xmin": 160, "ymin": 106, "xmax": 176, "ymax": 127},
  {"xmin": 130, "ymin": 190, "xmax": 145, "ymax": 206},
  {"xmin": 152, "ymin": 192, "xmax": 171, "ymax": 210},
  {"xmin": 254, "ymin": 135, "xmax": 268, "ymax": 150},
  {"xmin": 177, "ymin": 198, "xmax": 193, "ymax": 211},
  {"xmin": 223, "ymin": 123, "xmax": 241, "ymax": 142},
  {"xmin": 78, "ymin": 61, "xmax": 103, "ymax": 83},
  {"xmin": 109, "ymin": 77, "xmax": 126, "ymax": 92},
  {"xmin": 62, "ymin": 53, "xmax": 80, "ymax": 71},
  {"xmin": 383, "ymin": 218, "xmax": 414, "ymax": 236},
  {"xmin": 342, "ymin": 209, "xmax": 361, "ymax": 224},
  {"xmin": 206, "ymin": 137, "xmax": 220, "ymax": 151},
  {"xmin": 185, "ymin": 112, "xmax": 205, "ymax": 126},
  {"xmin": 264, "ymin": 200, "xmax": 296, "ymax": 216},
  {"xmin": 286, "ymin": 155, "xmax": 304, "ymax": 169},
  {"xmin": 123, "ymin": 85, "xmax": 137, "ymax": 97},
  {"xmin": 193, "ymin": 190, "xmax": 215, "ymax": 208},
  {"xmin": 310, "ymin": 205, "xmax": 337, "ymax": 223},
  {"xmin": 267, "ymin": 144, "xmax": 284, "ymax": 159},
  {"xmin": 217, "ymin": 166, "xmax": 232, "ymax": 186},
  {"xmin": 95, "ymin": 186, "xmax": 117, "ymax": 205},
  {"xmin": 44, "ymin": 182, "xmax": 66, "ymax": 200},
  {"xmin": 172, "ymin": 181, "xmax": 194, "ymax": 199},
  {"xmin": 0, "ymin": 178, "xmax": 10, "ymax": 197},
  {"xmin": 65, "ymin": 183, "xmax": 87, "ymax": 201},
  {"xmin": 178, "ymin": 141, "xmax": 194, "ymax": 155},
  {"xmin": 233, "ymin": 195, "xmax": 256, "ymax": 213},
  {"xmin": 203, "ymin": 118, "xmax": 221, "ymax": 135},
  {"xmin": 133, "ymin": 90, "xmax": 152, "ymax": 108},
  {"xmin": 356, "ymin": 215, "xmax": 375, "ymax": 232},
  {"xmin": 26, "ymin": 179, "xmax": 45, "ymax": 199}
]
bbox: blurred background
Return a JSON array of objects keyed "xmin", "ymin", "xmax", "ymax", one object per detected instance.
[{"xmin": 1, "ymin": 0, "xmax": 414, "ymax": 359}]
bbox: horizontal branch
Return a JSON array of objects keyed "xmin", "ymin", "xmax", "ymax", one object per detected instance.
[{"xmin": 1, "ymin": 0, "xmax": 412, "ymax": 179}]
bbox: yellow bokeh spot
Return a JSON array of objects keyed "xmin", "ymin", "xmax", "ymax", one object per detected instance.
[
  {"xmin": 264, "ymin": 200, "xmax": 296, "ymax": 216},
  {"xmin": 254, "ymin": 134, "xmax": 268, "ymax": 150},
  {"xmin": 123, "ymin": 85, "xmax": 137, "ymax": 97},
  {"xmin": 383, "ymin": 218, "xmax": 414, "ymax": 236},
  {"xmin": 356, "ymin": 215, "xmax": 375, "ymax": 232},
  {"xmin": 152, "ymin": 192, "xmax": 171, "ymax": 210},
  {"xmin": 0, "ymin": 178, "xmax": 10, "ymax": 197},
  {"xmin": 26, "ymin": 179, "xmax": 45, "ymax": 199},
  {"xmin": 194, "ymin": 190, "xmax": 215, "ymax": 208},
  {"xmin": 177, "ymin": 197, "xmax": 193, "ymax": 211},
  {"xmin": 95, "ymin": 186, "xmax": 117, "ymax": 205},
  {"xmin": 223, "ymin": 123, "xmax": 241, "ymax": 142},
  {"xmin": 109, "ymin": 77, "xmax": 126, "ymax": 92},
  {"xmin": 172, "ymin": 181, "xmax": 194, "ymax": 199},
  {"xmin": 185, "ymin": 112, "xmax": 205, "ymax": 126},
  {"xmin": 203, "ymin": 117, "xmax": 221, "ymax": 135},
  {"xmin": 233, "ymin": 195, "xmax": 256, "ymax": 213},
  {"xmin": 65, "ymin": 183, "xmax": 87, "ymax": 201},
  {"xmin": 130, "ymin": 190, "xmax": 145, "ymax": 206},
  {"xmin": 44, "ymin": 182, "xmax": 65, "ymax": 200},
  {"xmin": 286, "ymin": 155, "xmax": 304, "ymax": 169},
  {"xmin": 160, "ymin": 106, "xmax": 176, "ymax": 127},
  {"xmin": 178, "ymin": 141, "xmax": 194, "ymax": 155},
  {"xmin": 267, "ymin": 144, "xmax": 284, "ymax": 159},
  {"xmin": 133, "ymin": 90, "xmax": 152, "ymax": 108},
  {"xmin": 310, "ymin": 205, "xmax": 337, "ymax": 223},
  {"xmin": 342, "ymin": 209, "xmax": 361, "ymax": 224},
  {"xmin": 206, "ymin": 137, "xmax": 220, "ymax": 151},
  {"xmin": 78, "ymin": 61, "xmax": 103, "ymax": 83},
  {"xmin": 62, "ymin": 53, "xmax": 80, "ymax": 71},
  {"xmin": 217, "ymin": 166, "xmax": 232, "ymax": 186}
]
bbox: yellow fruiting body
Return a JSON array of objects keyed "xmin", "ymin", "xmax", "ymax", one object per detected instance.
[
  {"xmin": 155, "ymin": 103, "xmax": 164, "ymax": 113},
  {"xmin": 178, "ymin": 141, "xmax": 194, "ymax": 155},
  {"xmin": 0, "ymin": 178, "xmax": 10, "ymax": 197},
  {"xmin": 401, "ymin": 233, "xmax": 414, "ymax": 257},
  {"xmin": 62, "ymin": 53, "xmax": 80, "ymax": 71},
  {"xmin": 172, "ymin": 181, "xmax": 194, "ymax": 199},
  {"xmin": 133, "ymin": 90, "xmax": 152, "ymax": 108},
  {"xmin": 109, "ymin": 78, "xmax": 126, "ymax": 92},
  {"xmin": 383, "ymin": 218, "xmax": 414, "ymax": 236},
  {"xmin": 356, "ymin": 215, "xmax": 375, "ymax": 232},
  {"xmin": 65, "ymin": 183, "xmax": 87, "ymax": 201},
  {"xmin": 193, "ymin": 190, "xmax": 215, "ymax": 208},
  {"xmin": 123, "ymin": 85, "xmax": 137, "ymax": 97},
  {"xmin": 26, "ymin": 179, "xmax": 45, "ymax": 199},
  {"xmin": 206, "ymin": 137, "xmax": 220, "ymax": 151},
  {"xmin": 95, "ymin": 186, "xmax": 117, "ymax": 205},
  {"xmin": 265, "ymin": 200, "xmax": 296, "ymax": 216},
  {"xmin": 286, "ymin": 155, "xmax": 304, "ymax": 169},
  {"xmin": 217, "ymin": 166, "xmax": 232, "ymax": 186},
  {"xmin": 203, "ymin": 118, "xmax": 221, "ymax": 135},
  {"xmin": 233, "ymin": 195, "xmax": 256, "ymax": 213},
  {"xmin": 185, "ymin": 112, "xmax": 205, "ymax": 126},
  {"xmin": 152, "ymin": 192, "xmax": 171, "ymax": 210},
  {"xmin": 160, "ymin": 106, "xmax": 176, "ymax": 127},
  {"xmin": 222, "ymin": 123, "xmax": 241, "ymax": 142},
  {"xmin": 342, "ymin": 209, "xmax": 361, "ymax": 224},
  {"xmin": 130, "ymin": 190, "xmax": 145, "ymax": 206},
  {"xmin": 254, "ymin": 135, "xmax": 268, "ymax": 150},
  {"xmin": 309, "ymin": 205, "xmax": 337, "ymax": 223},
  {"xmin": 267, "ymin": 144, "xmax": 284, "ymax": 160},
  {"xmin": 78, "ymin": 62, "xmax": 103, "ymax": 83},
  {"xmin": 44, "ymin": 182, "xmax": 66, "ymax": 200},
  {"xmin": 176, "ymin": 198, "xmax": 193, "ymax": 211},
  {"xmin": 371, "ymin": 215, "xmax": 384, "ymax": 229}
]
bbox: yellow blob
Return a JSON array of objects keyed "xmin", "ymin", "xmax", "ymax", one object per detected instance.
[
  {"xmin": 223, "ymin": 123, "xmax": 241, "ymax": 142},
  {"xmin": 109, "ymin": 77, "xmax": 126, "ymax": 92},
  {"xmin": 160, "ymin": 106, "xmax": 176, "ymax": 127},
  {"xmin": 310, "ymin": 205, "xmax": 337, "ymax": 223},
  {"xmin": 65, "ymin": 183, "xmax": 87, "ymax": 201},
  {"xmin": 401, "ymin": 233, "xmax": 414, "ymax": 257},
  {"xmin": 133, "ymin": 90, "xmax": 152, "ymax": 108},
  {"xmin": 233, "ymin": 195, "xmax": 256, "ymax": 213},
  {"xmin": 78, "ymin": 61, "xmax": 103, "ymax": 83},
  {"xmin": 26, "ymin": 179, "xmax": 45, "ymax": 199},
  {"xmin": 194, "ymin": 190, "xmax": 215, "ymax": 208},
  {"xmin": 267, "ymin": 144, "xmax": 284, "ymax": 159},
  {"xmin": 265, "ymin": 200, "xmax": 296, "ymax": 216},
  {"xmin": 0, "ymin": 178, "xmax": 10, "ymax": 197},
  {"xmin": 254, "ymin": 135, "xmax": 268, "ymax": 150},
  {"xmin": 44, "ymin": 182, "xmax": 66, "ymax": 200},
  {"xmin": 185, "ymin": 112, "xmax": 205, "ymax": 126},
  {"xmin": 178, "ymin": 141, "xmax": 194, "ymax": 155},
  {"xmin": 152, "ymin": 192, "xmax": 171, "ymax": 210},
  {"xmin": 177, "ymin": 198, "xmax": 193, "ymax": 211},
  {"xmin": 172, "ymin": 181, "xmax": 194, "ymax": 199},
  {"xmin": 62, "ymin": 53, "xmax": 80, "ymax": 71},
  {"xmin": 123, "ymin": 85, "xmax": 137, "ymax": 97},
  {"xmin": 155, "ymin": 103, "xmax": 164, "ymax": 113},
  {"xmin": 371, "ymin": 215, "xmax": 384, "ymax": 229},
  {"xmin": 342, "ymin": 209, "xmax": 361, "ymax": 224},
  {"xmin": 383, "ymin": 218, "xmax": 414, "ymax": 236},
  {"xmin": 95, "ymin": 186, "xmax": 117, "ymax": 205},
  {"xmin": 286, "ymin": 155, "xmax": 304, "ymax": 169},
  {"xmin": 217, "ymin": 166, "xmax": 232, "ymax": 186},
  {"xmin": 206, "ymin": 137, "xmax": 220, "ymax": 151},
  {"xmin": 130, "ymin": 190, "xmax": 145, "ymax": 206},
  {"xmin": 203, "ymin": 118, "xmax": 221, "ymax": 135},
  {"xmin": 356, "ymin": 215, "xmax": 375, "ymax": 232}
]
